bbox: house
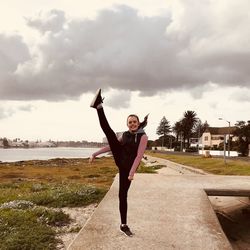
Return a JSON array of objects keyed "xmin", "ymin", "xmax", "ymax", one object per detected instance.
[{"xmin": 201, "ymin": 126, "xmax": 237, "ymax": 149}]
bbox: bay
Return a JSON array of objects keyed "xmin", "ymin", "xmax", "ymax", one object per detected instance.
[{"xmin": 0, "ymin": 147, "xmax": 100, "ymax": 162}]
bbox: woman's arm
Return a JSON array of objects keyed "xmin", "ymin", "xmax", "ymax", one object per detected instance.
[
  {"xmin": 89, "ymin": 145, "xmax": 111, "ymax": 163},
  {"xmin": 90, "ymin": 135, "xmax": 122, "ymax": 163},
  {"xmin": 128, "ymin": 134, "xmax": 148, "ymax": 179}
]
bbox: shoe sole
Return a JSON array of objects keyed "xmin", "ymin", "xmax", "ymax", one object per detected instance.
[
  {"xmin": 119, "ymin": 229, "xmax": 133, "ymax": 237},
  {"xmin": 90, "ymin": 88, "xmax": 101, "ymax": 107}
]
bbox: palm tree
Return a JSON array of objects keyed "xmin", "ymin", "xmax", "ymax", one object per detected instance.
[
  {"xmin": 172, "ymin": 121, "xmax": 183, "ymax": 142},
  {"xmin": 181, "ymin": 111, "xmax": 198, "ymax": 148}
]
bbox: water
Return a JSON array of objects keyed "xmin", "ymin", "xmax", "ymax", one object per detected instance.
[{"xmin": 0, "ymin": 147, "xmax": 100, "ymax": 162}]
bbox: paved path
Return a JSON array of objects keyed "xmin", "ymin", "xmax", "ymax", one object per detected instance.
[{"xmin": 68, "ymin": 155, "xmax": 250, "ymax": 250}]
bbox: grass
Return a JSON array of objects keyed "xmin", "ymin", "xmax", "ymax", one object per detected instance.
[
  {"xmin": 0, "ymin": 156, "xmax": 159, "ymax": 249},
  {"xmin": 146, "ymin": 151, "xmax": 250, "ymax": 175},
  {"xmin": 0, "ymin": 182, "xmax": 106, "ymax": 208},
  {"xmin": 137, "ymin": 164, "xmax": 164, "ymax": 173},
  {"xmin": 0, "ymin": 157, "xmax": 117, "ymax": 249},
  {"xmin": 0, "ymin": 157, "xmax": 117, "ymax": 189},
  {"xmin": 0, "ymin": 208, "xmax": 59, "ymax": 249}
]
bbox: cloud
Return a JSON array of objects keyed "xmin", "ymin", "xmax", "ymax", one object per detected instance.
[
  {"xmin": 0, "ymin": 104, "xmax": 35, "ymax": 120},
  {"xmin": 0, "ymin": 107, "xmax": 15, "ymax": 119},
  {"xmin": 230, "ymin": 88, "xmax": 250, "ymax": 103},
  {"xmin": 0, "ymin": 33, "xmax": 30, "ymax": 85},
  {"xmin": 105, "ymin": 89, "xmax": 131, "ymax": 109},
  {"xmin": 25, "ymin": 9, "xmax": 66, "ymax": 34},
  {"xmin": 0, "ymin": 2, "xmax": 250, "ymax": 105},
  {"xmin": 18, "ymin": 104, "xmax": 35, "ymax": 112}
]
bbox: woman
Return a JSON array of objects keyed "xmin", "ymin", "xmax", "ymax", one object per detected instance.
[{"xmin": 89, "ymin": 88, "xmax": 148, "ymax": 237}]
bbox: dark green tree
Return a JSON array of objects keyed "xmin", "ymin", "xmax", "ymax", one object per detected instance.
[
  {"xmin": 233, "ymin": 120, "xmax": 250, "ymax": 156},
  {"xmin": 172, "ymin": 121, "xmax": 183, "ymax": 142},
  {"xmin": 181, "ymin": 110, "xmax": 198, "ymax": 148},
  {"xmin": 193, "ymin": 120, "xmax": 209, "ymax": 138},
  {"xmin": 156, "ymin": 116, "xmax": 171, "ymax": 147},
  {"xmin": 3, "ymin": 138, "xmax": 9, "ymax": 148}
]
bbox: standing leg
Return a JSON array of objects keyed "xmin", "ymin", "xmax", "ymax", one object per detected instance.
[{"xmin": 119, "ymin": 169, "xmax": 131, "ymax": 225}]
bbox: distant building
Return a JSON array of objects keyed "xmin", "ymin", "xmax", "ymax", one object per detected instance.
[{"xmin": 201, "ymin": 126, "xmax": 237, "ymax": 149}]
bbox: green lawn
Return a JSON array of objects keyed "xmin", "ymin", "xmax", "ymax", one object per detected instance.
[{"xmin": 146, "ymin": 151, "xmax": 250, "ymax": 175}]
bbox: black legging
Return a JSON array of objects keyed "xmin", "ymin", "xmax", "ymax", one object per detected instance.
[{"xmin": 97, "ymin": 108, "xmax": 131, "ymax": 225}]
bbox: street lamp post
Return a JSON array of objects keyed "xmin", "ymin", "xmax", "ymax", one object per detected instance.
[
  {"xmin": 223, "ymin": 134, "xmax": 226, "ymax": 164},
  {"xmin": 219, "ymin": 118, "xmax": 231, "ymax": 157},
  {"xmin": 228, "ymin": 121, "xmax": 231, "ymax": 157}
]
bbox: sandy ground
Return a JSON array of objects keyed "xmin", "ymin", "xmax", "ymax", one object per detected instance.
[{"xmin": 57, "ymin": 204, "xmax": 98, "ymax": 249}]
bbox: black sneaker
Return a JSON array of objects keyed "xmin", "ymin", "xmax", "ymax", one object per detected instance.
[
  {"xmin": 90, "ymin": 88, "xmax": 104, "ymax": 108},
  {"xmin": 120, "ymin": 225, "xmax": 133, "ymax": 237}
]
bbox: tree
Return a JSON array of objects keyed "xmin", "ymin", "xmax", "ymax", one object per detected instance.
[
  {"xmin": 172, "ymin": 121, "xmax": 183, "ymax": 142},
  {"xmin": 3, "ymin": 138, "xmax": 9, "ymax": 148},
  {"xmin": 193, "ymin": 120, "xmax": 209, "ymax": 138},
  {"xmin": 181, "ymin": 110, "xmax": 198, "ymax": 148},
  {"xmin": 156, "ymin": 116, "xmax": 171, "ymax": 147},
  {"xmin": 233, "ymin": 120, "xmax": 250, "ymax": 156}
]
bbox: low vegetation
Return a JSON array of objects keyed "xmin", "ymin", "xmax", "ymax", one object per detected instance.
[
  {"xmin": 0, "ymin": 156, "xmax": 159, "ymax": 249},
  {"xmin": 0, "ymin": 204, "xmax": 70, "ymax": 249}
]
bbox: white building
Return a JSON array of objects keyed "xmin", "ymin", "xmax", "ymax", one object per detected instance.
[{"xmin": 201, "ymin": 126, "xmax": 237, "ymax": 149}]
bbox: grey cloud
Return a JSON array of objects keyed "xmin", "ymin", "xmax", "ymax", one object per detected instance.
[
  {"xmin": 0, "ymin": 33, "xmax": 30, "ymax": 80},
  {"xmin": 105, "ymin": 89, "xmax": 131, "ymax": 109},
  {"xmin": 25, "ymin": 9, "xmax": 66, "ymax": 34},
  {"xmin": 18, "ymin": 104, "xmax": 35, "ymax": 112},
  {"xmin": 0, "ymin": 107, "xmax": 15, "ymax": 119},
  {"xmin": 0, "ymin": 2, "xmax": 250, "ymax": 105},
  {"xmin": 230, "ymin": 88, "xmax": 250, "ymax": 102},
  {"xmin": 0, "ymin": 104, "xmax": 34, "ymax": 120}
]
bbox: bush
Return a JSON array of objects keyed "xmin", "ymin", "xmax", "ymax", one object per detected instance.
[
  {"xmin": 185, "ymin": 147, "xmax": 198, "ymax": 153},
  {"xmin": 28, "ymin": 184, "xmax": 106, "ymax": 207},
  {"xmin": 33, "ymin": 207, "xmax": 70, "ymax": 226},
  {"xmin": 137, "ymin": 165, "xmax": 164, "ymax": 174},
  {"xmin": 0, "ymin": 209, "xmax": 59, "ymax": 250}
]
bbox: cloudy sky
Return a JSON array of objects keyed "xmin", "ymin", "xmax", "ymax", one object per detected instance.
[{"xmin": 0, "ymin": 0, "xmax": 250, "ymax": 142}]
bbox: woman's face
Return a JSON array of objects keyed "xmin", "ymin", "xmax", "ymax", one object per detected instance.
[{"xmin": 127, "ymin": 115, "xmax": 139, "ymax": 132}]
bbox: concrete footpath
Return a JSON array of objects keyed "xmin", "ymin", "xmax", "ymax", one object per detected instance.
[{"xmin": 68, "ymin": 156, "xmax": 250, "ymax": 250}]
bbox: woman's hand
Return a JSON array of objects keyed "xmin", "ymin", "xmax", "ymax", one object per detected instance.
[
  {"xmin": 89, "ymin": 155, "xmax": 95, "ymax": 164},
  {"xmin": 128, "ymin": 175, "xmax": 133, "ymax": 181}
]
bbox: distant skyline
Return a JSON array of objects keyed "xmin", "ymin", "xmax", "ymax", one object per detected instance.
[{"xmin": 0, "ymin": 0, "xmax": 250, "ymax": 142}]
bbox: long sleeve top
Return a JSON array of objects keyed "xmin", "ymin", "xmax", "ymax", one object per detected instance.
[{"xmin": 92, "ymin": 134, "xmax": 148, "ymax": 177}]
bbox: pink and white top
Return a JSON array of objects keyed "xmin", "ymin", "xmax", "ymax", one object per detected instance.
[{"xmin": 92, "ymin": 134, "xmax": 148, "ymax": 177}]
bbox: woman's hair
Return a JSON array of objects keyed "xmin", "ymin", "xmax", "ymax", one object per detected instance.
[{"xmin": 127, "ymin": 114, "xmax": 148, "ymax": 129}]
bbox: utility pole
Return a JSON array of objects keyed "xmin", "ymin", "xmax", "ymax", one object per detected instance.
[
  {"xmin": 223, "ymin": 134, "xmax": 226, "ymax": 164},
  {"xmin": 228, "ymin": 121, "xmax": 231, "ymax": 157}
]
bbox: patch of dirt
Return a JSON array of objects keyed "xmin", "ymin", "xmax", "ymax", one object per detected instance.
[{"xmin": 56, "ymin": 203, "xmax": 98, "ymax": 249}]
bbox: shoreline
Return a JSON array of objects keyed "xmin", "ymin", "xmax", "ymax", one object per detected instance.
[{"xmin": 0, "ymin": 147, "xmax": 103, "ymax": 163}]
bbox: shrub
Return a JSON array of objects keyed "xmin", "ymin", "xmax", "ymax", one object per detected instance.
[
  {"xmin": 185, "ymin": 147, "xmax": 198, "ymax": 152},
  {"xmin": 137, "ymin": 165, "xmax": 164, "ymax": 174},
  {"xmin": 28, "ymin": 185, "xmax": 106, "ymax": 207},
  {"xmin": 33, "ymin": 207, "xmax": 70, "ymax": 226},
  {"xmin": 0, "ymin": 209, "xmax": 59, "ymax": 250}
]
